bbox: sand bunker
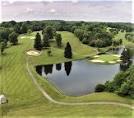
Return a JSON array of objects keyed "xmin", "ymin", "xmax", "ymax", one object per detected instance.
[
  {"xmin": 91, "ymin": 59, "xmax": 105, "ymax": 63},
  {"xmin": 108, "ymin": 61, "xmax": 116, "ymax": 64},
  {"xmin": 113, "ymin": 54, "xmax": 120, "ymax": 57},
  {"xmin": 26, "ymin": 50, "xmax": 41, "ymax": 56},
  {"xmin": 94, "ymin": 55, "xmax": 100, "ymax": 58},
  {"xmin": 20, "ymin": 36, "xmax": 26, "ymax": 39},
  {"xmin": 117, "ymin": 60, "xmax": 122, "ymax": 62}
]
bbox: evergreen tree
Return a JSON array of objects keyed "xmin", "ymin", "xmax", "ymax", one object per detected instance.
[
  {"xmin": 55, "ymin": 33, "xmax": 62, "ymax": 47},
  {"xmin": 64, "ymin": 42, "xmax": 72, "ymax": 59},
  {"xmin": 0, "ymin": 42, "xmax": 6, "ymax": 55},
  {"xmin": 21, "ymin": 23, "xmax": 28, "ymax": 34},
  {"xmin": 43, "ymin": 33, "xmax": 49, "ymax": 48},
  {"xmin": 120, "ymin": 48, "xmax": 131, "ymax": 63},
  {"xmin": 34, "ymin": 33, "xmax": 42, "ymax": 50}
]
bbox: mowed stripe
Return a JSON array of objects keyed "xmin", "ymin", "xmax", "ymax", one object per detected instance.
[{"xmin": 0, "ymin": 33, "xmax": 44, "ymax": 109}]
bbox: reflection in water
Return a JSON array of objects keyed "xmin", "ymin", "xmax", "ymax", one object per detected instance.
[
  {"xmin": 35, "ymin": 60, "xmax": 121, "ymax": 96},
  {"xmin": 120, "ymin": 60, "xmax": 132, "ymax": 71},
  {"xmin": 56, "ymin": 63, "xmax": 62, "ymax": 71},
  {"xmin": 36, "ymin": 62, "xmax": 72, "ymax": 76},
  {"xmin": 36, "ymin": 59, "xmax": 133, "ymax": 96},
  {"xmin": 64, "ymin": 61, "xmax": 72, "ymax": 76},
  {"xmin": 36, "ymin": 66, "xmax": 42, "ymax": 75},
  {"xmin": 43, "ymin": 64, "xmax": 53, "ymax": 75}
]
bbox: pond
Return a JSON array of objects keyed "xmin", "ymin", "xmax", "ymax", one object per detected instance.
[{"xmin": 36, "ymin": 60, "xmax": 120, "ymax": 96}]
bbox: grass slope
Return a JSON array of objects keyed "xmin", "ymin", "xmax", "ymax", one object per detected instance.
[{"xmin": 0, "ymin": 31, "xmax": 133, "ymax": 117}]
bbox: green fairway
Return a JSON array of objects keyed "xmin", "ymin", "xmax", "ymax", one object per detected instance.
[
  {"xmin": 0, "ymin": 31, "xmax": 133, "ymax": 117},
  {"xmin": 5, "ymin": 104, "xmax": 133, "ymax": 118}
]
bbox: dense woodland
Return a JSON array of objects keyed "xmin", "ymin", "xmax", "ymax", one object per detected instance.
[{"xmin": 0, "ymin": 20, "xmax": 134, "ymax": 98}]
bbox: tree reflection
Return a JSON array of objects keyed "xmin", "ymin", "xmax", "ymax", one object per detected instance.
[
  {"xmin": 44, "ymin": 64, "xmax": 53, "ymax": 75},
  {"xmin": 36, "ymin": 65, "xmax": 42, "ymax": 75},
  {"xmin": 120, "ymin": 60, "xmax": 132, "ymax": 71},
  {"xmin": 64, "ymin": 61, "xmax": 72, "ymax": 76},
  {"xmin": 56, "ymin": 63, "xmax": 62, "ymax": 71}
]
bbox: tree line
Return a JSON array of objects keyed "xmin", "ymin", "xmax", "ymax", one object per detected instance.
[{"xmin": 0, "ymin": 20, "xmax": 133, "ymax": 55}]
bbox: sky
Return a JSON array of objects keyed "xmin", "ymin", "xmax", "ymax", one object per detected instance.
[
  {"xmin": 0, "ymin": 0, "xmax": 133, "ymax": 23},
  {"xmin": 1, "ymin": 0, "xmax": 132, "ymax": 1}
]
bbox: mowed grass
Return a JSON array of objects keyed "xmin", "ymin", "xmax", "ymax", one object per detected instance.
[
  {"xmin": 6, "ymin": 104, "xmax": 133, "ymax": 118},
  {"xmin": 0, "ymin": 31, "xmax": 133, "ymax": 117},
  {"xmin": 0, "ymin": 33, "xmax": 46, "ymax": 115},
  {"xmin": 30, "ymin": 31, "xmax": 96, "ymax": 65}
]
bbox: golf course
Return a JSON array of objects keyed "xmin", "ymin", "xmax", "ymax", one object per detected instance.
[{"xmin": 0, "ymin": 31, "xmax": 133, "ymax": 118}]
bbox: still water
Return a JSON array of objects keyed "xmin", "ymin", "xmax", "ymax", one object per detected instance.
[{"xmin": 36, "ymin": 60, "xmax": 120, "ymax": 96}]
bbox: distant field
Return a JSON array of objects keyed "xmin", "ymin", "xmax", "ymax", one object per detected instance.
[{"xmin": 0, "ymin": 31, "xmax": 133, "ymax": 117}]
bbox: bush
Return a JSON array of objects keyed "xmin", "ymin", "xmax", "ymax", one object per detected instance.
[{"xmin": 95, "ymin": 84, "xmax": 105, "ymax": 92}]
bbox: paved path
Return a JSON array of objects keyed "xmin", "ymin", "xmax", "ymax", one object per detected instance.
[{"xmin": 26, "ymin": 59, "xmax": 134, "ymax": 110}]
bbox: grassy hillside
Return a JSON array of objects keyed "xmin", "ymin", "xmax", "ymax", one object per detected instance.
[{"xmin": 0, "ymin": 31, "xmax": 133, "ymax": 117}]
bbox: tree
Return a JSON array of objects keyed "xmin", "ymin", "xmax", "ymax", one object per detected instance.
[
  {"xmin": 9, "ymin": 32, "xmax": 18, "ymax": 45},
  {"xmin": 0, "ymin": 42, "xmax": 6, "ymax": 55},
  {"xmin": 21, "ymin": 23, "xmax": 28, "ymax": 34},
  {"xmin": 47, "ymin": 49, "xmax": 52, "ymax": 56},
  {"xmin": 27, "ymin": 29, "xmax": 32, "ymax": 35},
  {"xmin": 14, "ymin": 24, "xmax": 21, "ymax": 34},
  {"xmin": 0, "ymin": 28, "xmax": 11, "ymax": 41},
  {"xmin": 117, "ymin": 82, "xmax": 130, "ymax": 96},
  {"xmin": 34, "ymin": 33, "xmax": 42, "ymax": 50},
  {"xmin": 120, "ymin": 48, "xmax": 131, "ymax": 63},
  {"xmin": 119, "ymin": 39, "xmax": 123, "ymax": 45},
  {"xmin": 43, "ymin": 33, "xmax": 49, "ymax": 48},
  {"xmin": 55, "ymin": 33, "xmax": 62, "ymax": 47},
  {"xmin": 95, "ymin": 84, "xmax": 105, "ymax": 92},
  {"xmin": 64, "ymin": 42, "xmax": 72, "ymax": 59},
  {"xmin": 74, "ymin": 29, "xmax": 84, "ymax": 41},
  {"xmin": 42, "ymin": 26, "xmax": 54, "ymax": 39}
]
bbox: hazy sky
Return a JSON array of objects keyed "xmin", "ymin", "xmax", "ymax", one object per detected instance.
[
  {"xmin": 1, "ymin": 0, "xmax": 132, "ymax": 1},
  {"xmin": 0, "ymin": 0, "xmax": 133, "ymax": 23}
]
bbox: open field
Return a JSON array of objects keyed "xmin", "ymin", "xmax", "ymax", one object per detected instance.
[{"xmin": 0, "ymin": 31, "xmax": 133, "ymax": 117}]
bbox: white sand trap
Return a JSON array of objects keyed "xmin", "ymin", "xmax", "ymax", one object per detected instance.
[
  {"xmin": 94, "ymin": 55, "xmax": 100, "ymax": 58},
  {"xmin": 27, "ymin": 50, "xmax": 41, "ymax": 56},
  {"xmin": 20, "ymin": 36, "xmax": 26, "ymax": 39},
  {"xmin": 91, "ymin": 59, "xmax": 105, "ymax": 63},
  {"xmin": 108, "ymin": 61, "xmax": 116, "ymax": 64},
  {"xmin": 113, "ymin": 54, "xmax": 120, "ymax": 57},
  {"xmin": 117, "ymin": 60, "xmax": 122, "ymax": 62}
]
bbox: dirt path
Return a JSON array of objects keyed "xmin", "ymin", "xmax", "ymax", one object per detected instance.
[{"xmin": 26, "ymin": 59, "xmax": 134, "ymax": 110}]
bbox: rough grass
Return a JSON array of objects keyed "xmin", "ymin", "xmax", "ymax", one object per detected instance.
[{"xmin": 0, "ymin": 31, "xmax": 133, "ymax": 117}]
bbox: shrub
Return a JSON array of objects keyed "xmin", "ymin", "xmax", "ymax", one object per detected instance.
[{"xmin": 95, "ymin": 84, "xmax": 105, "ymax": 92}]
